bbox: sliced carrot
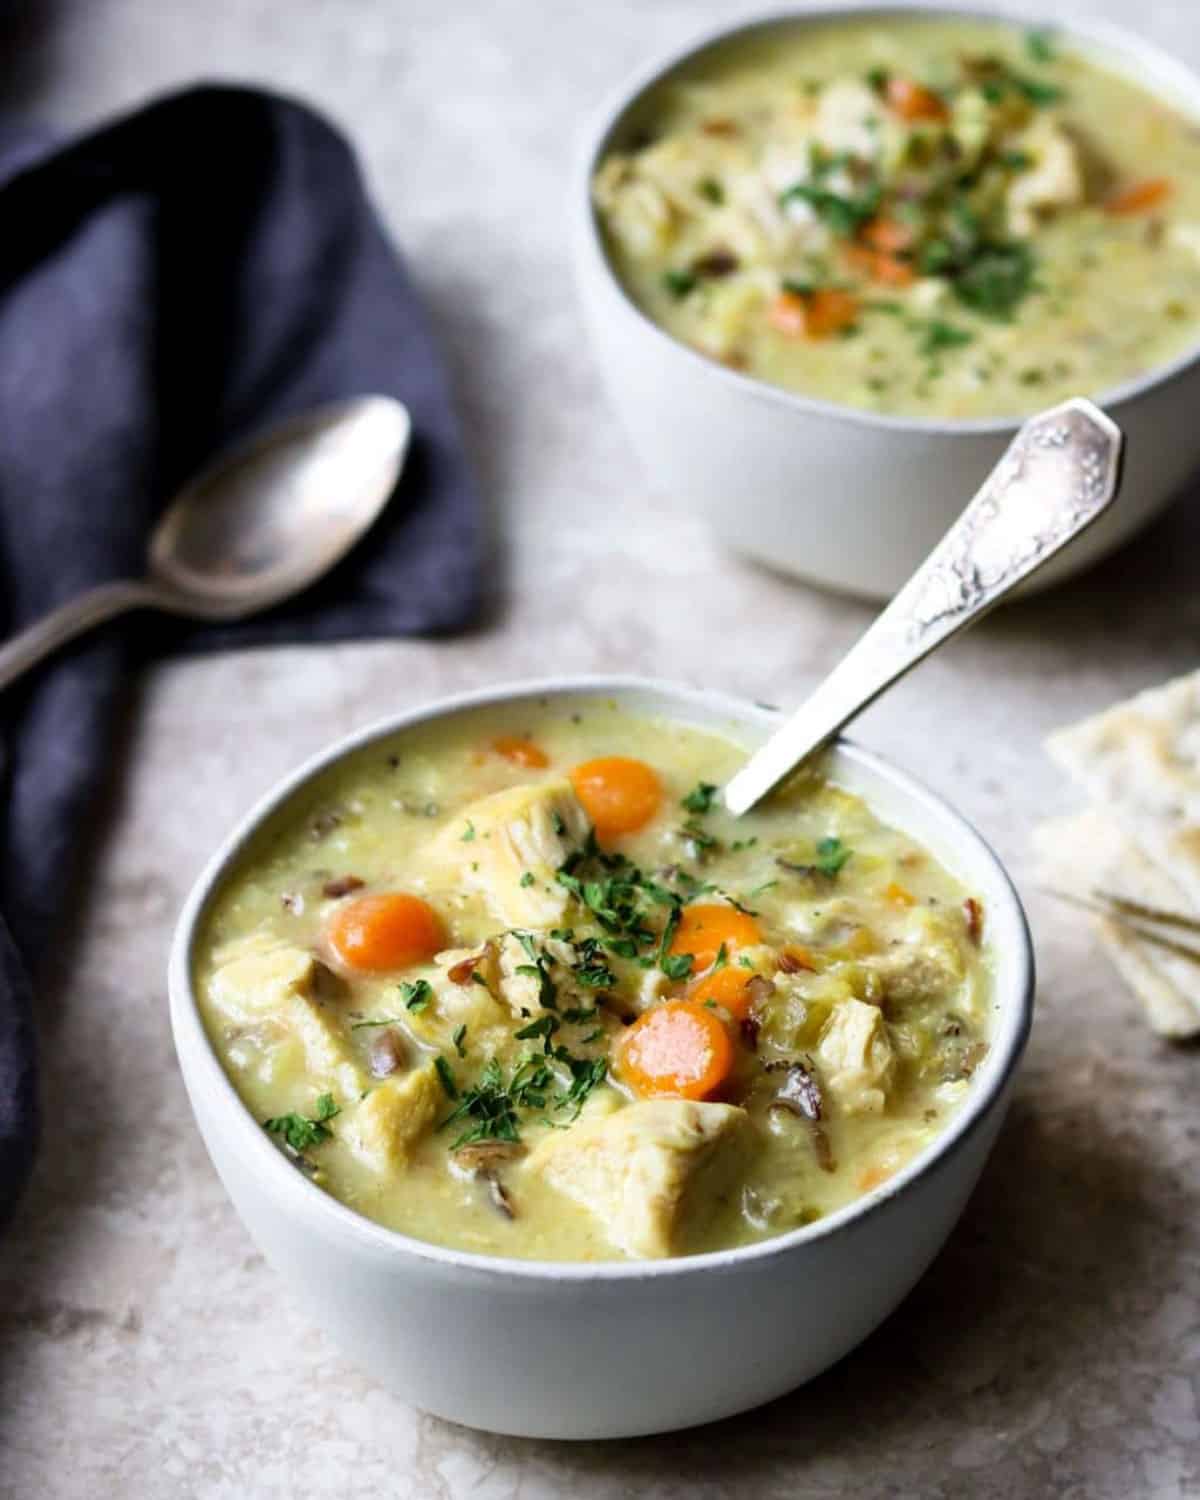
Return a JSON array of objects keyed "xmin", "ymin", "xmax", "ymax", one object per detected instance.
[
  {"xmin": 670, "ymin": 903, "xmax": 762, "ymax": 972},
  {"xmin": 1105, "ymin": 178, "xmax": 1172, "ymax": 216},
  {"xmin": 805, "ymin": 288, "xmax": 861, "ymax": 337},
  {"xmin": 885, "ymin": 76, "xmax": 949, "ymax": 122},
  {"xmin": 767, "ymin": 290, "xmax": 809, "ymax": 337},
  {"xmin": 491, "ymin": 735, "xmax": 549, "ymax": 769},
  {"xmin": 842, "ymin": 242, "xmax": 916, "ymax": 288},
  {"xmin": 861, "ymin": 217, "xmax": 914, "ymax": 254},
  {"xmin": 770, "ymin": 288, "xmax": 860, "ymax": 339},
  {"xmin": 884, "ymin": 881, "xmax": 915, "ymax": 907},
  {"xmin": 326, "ymin": 892, "xmax": 445, "ymax": 972},
  {"xmin": 687, "ymin": 964, "xmax": 758, "ymax": 1020},
  {"xmin": 569, "ymin": 756, "xmax": 661, "ymax": 841},
  {"xmin": 618, "ymin": 1000, "xmax": 735, "ymax": 1100}
]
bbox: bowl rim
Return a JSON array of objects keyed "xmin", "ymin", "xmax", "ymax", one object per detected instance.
[
  {"xmin": 572, "ymin": 1, "xmax": 1200, "ymax": 438},
  {"xmin": 168, "ymin": 674, "xmax": 1034, "ymax": 1283}
]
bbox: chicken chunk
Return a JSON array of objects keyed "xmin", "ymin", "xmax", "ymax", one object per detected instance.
[
  {"xmin": 526, "ymin": 1100, "xmax": 755, "ymax": 1258},
  {"xmin": 398, "ymin": 946, "xmax": 514, "ymax": 1058},
  {"xmin": 493, "ymin": 931, "xmax": 577, "ymax": 1018},
  {"xmin": 814, "ymin": 79, "xmax": 887, "ymax": 162},
  {"xmin": 208, "ymin": 932, "xmax": 363, "ymax": 1097},
  {"xmin": 341, "ymin": 1064, "xmax": 443, "ymax": 1174},
  {"xmin": 429, "ymin": 782, "xmax": 590, "ymax": 927},
  {"xmin": 592, "ymin": 156, "xmax": 677, "ymax": 258},
  {"xmin": 1007, "ymin": 121, "xmax": 1084, "ymax": 235},
  {"xmin": 816, "ymin": 999, "xmax": 896, "ymax": 1115},
  {"xmin": 863, "ymin": 907, "xmax": 966, "ymax": 1009}
]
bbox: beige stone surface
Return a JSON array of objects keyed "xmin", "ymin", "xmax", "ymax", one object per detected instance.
[{"xmin": 2, "ymin": 0, "xmax": 1200, "ymax": 1495}]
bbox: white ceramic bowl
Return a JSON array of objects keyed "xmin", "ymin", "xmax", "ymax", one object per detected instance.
[
  {"xmin": 168, "ymin": 676, "xmax": 1033, "ymax": 1439},
  {"xmin": 572, "ymin": 6, "xmax": 1200, "ymax": 600}
]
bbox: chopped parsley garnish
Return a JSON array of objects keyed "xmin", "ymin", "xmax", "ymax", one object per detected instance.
[
  {"xmin": 815, "ymin": 836, "xmax": 852, "ymax": 877},
  {"xmin": 780, "ymin": 179, "xmax": 882, "ymax": 238},
  {"xmin": 681, "ymin": 781, "xmax": 719, "ymax": 815},
  {"xmin": 460, "ymin": 821, "xmax": 476, "ymax": 843},
  {"xmin": 434, "ymin": 1055, "xmax": 459, "ymax": 1099},
  {"xmin": 1025, "ymin": 27, "xmax": 1056, "ymax": 63},
  {"xmin": 514, "ymin": 1014, "xmax": 561, "ymax": 1050},
  {"xmin": 263, "ymin": 1093, "xmax": 339, "ymax": 1153},
  {"xmin": 441, "ymin": 1057, "xmax": 526, "ymax": 1147},
  {"xmin": 551, "ymin": 810, "xmax": 567, "ymax": 837},
  {"xmin": 953, "ymin": 241, "xmax": 1035, "ymax": 320},
  {"xmin": 730, "ymin": 836, "xmax": 758, "ymax": 852},
  {"xmin": 697, "ymin": 177, "xmax": 724, "ymax": 204},
  {"xmin": 559, "ymin": 1057, "xmax": 608, "ymax": 1120},
  {"xmin": 351, "ymin": 1015, "xmax": 404, "ymax": 1030},
  {"xmin": 400, "ymin": 978, "xmax": 433, "ymax": 1013},
  {"xmin": 573, "ymin": 937, "xmax": 617, "ymax": 990},
  {"xmin": 713, "ymin": 941, "xmax": 729, "ymax": 971},
  {"xmin": 519, "ymin": 871, "xmax": 535, "ymax": 888},
  {"xmin": 679, "ymin": 819, "xmax": 718, "ymax": 853},
  {"xmin": 661, "ymin": 952, "xmax": 695, "ymax": 981},
  {"xmin": 662, "ymin": 268, "xmax": 698, "ymax": 299},
  {"xmin": 512, "ymin": 931, "xmax": 558, "ymax": 1009},
  {"xmin": 916, "ymin": 319, "xmax": 974, "ymax": 357},
  {"xmin": 452, "ymin": 1024, "xmax": 468, "ymax": 1058},
  {"xmin": 562, "ymin": 1006, "xmax": 599, "ymax": 1024}
]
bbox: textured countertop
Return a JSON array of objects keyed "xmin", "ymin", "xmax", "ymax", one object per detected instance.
[{"xmin": 2, "ymin": 1, "xmax": 1200, "ymax": 1495}]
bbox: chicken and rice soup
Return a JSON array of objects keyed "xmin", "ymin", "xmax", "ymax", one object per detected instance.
[
  {"xmin": 195, "ymin": 701, "xmax": 994, "ymax": 1262},
  {"xmin": 593, "ymin": 16, "xmax": 1200, "ymax": 419}
]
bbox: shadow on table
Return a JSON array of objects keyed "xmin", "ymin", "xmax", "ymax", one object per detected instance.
[{"xmin": 522, "ymin": 1069, "xmax": 1173, "ymax": 1484}]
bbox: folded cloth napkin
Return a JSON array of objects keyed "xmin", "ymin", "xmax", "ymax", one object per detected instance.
[{"xmin": 0, "ymin": 85, "xmax": 485, "ymax": 1229}]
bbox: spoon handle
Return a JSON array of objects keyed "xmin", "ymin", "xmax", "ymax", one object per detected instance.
[
  {"xmin": 723, "ymin": 397, "xmax": 1124, "ymax": 816},
  {"xmin": 0, "ymin": 579, "xmax": 162, "ymax": 692}
]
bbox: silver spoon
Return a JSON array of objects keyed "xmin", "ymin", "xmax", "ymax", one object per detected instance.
[
  {"xmin": 724, "ymin": 397, "xmax": 1124, "ymax": 817},
  {"xmin": 0, "ymin": 395, "xmax": 411, "ymax": 693}
]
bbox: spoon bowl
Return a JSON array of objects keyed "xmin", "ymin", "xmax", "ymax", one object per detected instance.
[
  {"xmin": 148, "ymin": 397, "xmax": 411, "ymax": 619},
  {"xmin": 0, "ymin": 395, "xmax": 411, "ymax": 687}
]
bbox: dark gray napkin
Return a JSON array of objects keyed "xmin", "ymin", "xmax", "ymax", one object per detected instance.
[{"xmin": 0, "ymin": 84, "xmax": 485, "ymax": 1228}]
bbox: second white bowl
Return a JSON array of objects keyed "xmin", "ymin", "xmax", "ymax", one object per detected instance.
[{"xmin": 572, "ymin": 6, "xmax": 1200, "ymax": 599}]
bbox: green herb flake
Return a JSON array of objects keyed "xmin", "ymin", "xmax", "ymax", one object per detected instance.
[
  {"xmin": 452, "ymin": 1024, "xmax": 468, "ymax": 1058},
  {"xmin": 815, "ymin": 836, "xmax": 852, "ymax": 877},
  {"xmin": 681, "ymin": 781, "xmax": 719, "ymax": 815},
  {"xmin": 351, "ymin": 1015, "xmax": 404, "ymax": 1030},
  {"xmin": 1025, "ymin": 27, "xmax": 1056, "ymax": 63},
  {"xmin": 953, "ymin": 241, "xmax": 1035, "ymax": 320},
  {"xmin": 661, "ymin": 952, "xmax": 695, "ymax": 981},
  {"xmin": 400, "ymin": 978, "xmax": 433, "ymax": 1013},
  {"xmin": 263, "ymin": 1093, "xmax": 340, "ymax": 1154},
  {"xmin": 460, "ymin": 821, "xmax": 476, "ymax": 843},
  {"xmin": 514, "ymin": 1014, "xmax": 560, "ymax": 1051},
  {"xmin": 697, "ymin": 176, "xmax": 724, "ymax": 204},
  {"xmin": 713, "ymin": 941, "xmax": 729, "ymax": 971},
  {"xmin": 434, "ymin": 1055, "xmax": 459, "ymax": 1099},
  {"xmin": 519, "ymin": 871, "xmax": 535, "ymax": 888},
  {"xmin": 663, "ymin": 268, "xmax": 698, "ymax": 299},
  {"xmin": 917, "ymin": 319, "xmax": 974, "ymax": 357},
  {"xmin": 780, "ymin": 180, "xmax": 882, "ymax": 238}
]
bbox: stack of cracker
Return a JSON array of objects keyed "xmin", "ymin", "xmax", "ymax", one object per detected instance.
[{"xmin": 1035, "ymin": 669, "xmax": 1200, "ymax": 1039}]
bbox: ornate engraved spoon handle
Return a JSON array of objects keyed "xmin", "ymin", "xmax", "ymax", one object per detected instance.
[{"xmin": 724, "ymin": 398, "xmax": 1124, "ymax": 817}]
